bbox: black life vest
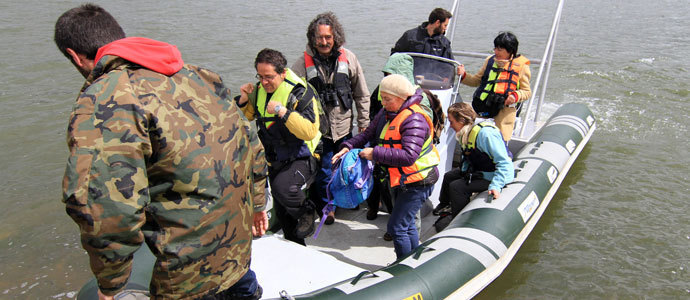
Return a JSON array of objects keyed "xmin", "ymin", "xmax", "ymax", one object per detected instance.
[
  {"xmin": 304, "ymin": 49, "xmax": 354, "ymax": 110},
  {"xmin": 462, "ymin": 122, "xmax": 498, "ymax": 172}
]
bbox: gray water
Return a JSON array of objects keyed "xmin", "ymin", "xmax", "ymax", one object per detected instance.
[{"xmin": 1, "ymin": 0, "xmax": 688, "ymax": 298}]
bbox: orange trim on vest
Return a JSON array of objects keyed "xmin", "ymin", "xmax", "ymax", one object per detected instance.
[
  {"xmin": 493, "ymin": 55, "xmax": 530, "ymax": 95},
  {"xmin": 304, "ymin": 48, "xmax": 348, "ymax": 69}
]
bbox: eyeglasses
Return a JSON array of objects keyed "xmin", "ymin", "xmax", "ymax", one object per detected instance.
[{"xmin": 255, "ymin": 74, "xmax": 277, "ymax": 81}]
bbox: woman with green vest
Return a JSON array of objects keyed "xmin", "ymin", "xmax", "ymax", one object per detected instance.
[
  {"xmin": 435, "ymin": 102, "xmax": 514, "ymax": 221},
  {"xmin": 236, "ymin": 48, "xmax": 321, "ymax": 245}
]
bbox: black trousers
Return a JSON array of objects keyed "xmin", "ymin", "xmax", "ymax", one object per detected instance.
[
  {"xmin": 438, "ymin": 168, "xmax": 467, "ymax": 207},
  {"xmin": 439, "ymin": 168, "xmax": 492, "ymax": 216},
  {"xmin": 269, "ymin": 157, "xmax": 317, "ymax": 245},
  {"xmin": 366, "ymin": 171, "xmax": 393, "ymax": 214}
]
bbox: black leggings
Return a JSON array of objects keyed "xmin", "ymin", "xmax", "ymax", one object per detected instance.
[{"xmin": 439, "ymin": 168, "xmax": 491, "ymax": 216}]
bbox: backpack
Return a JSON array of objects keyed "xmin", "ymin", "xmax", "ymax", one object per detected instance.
[
  {"xmin": 313, "ymin": 149, "xmax": 373, "ymax": 239},
  {"xmin": 423, "ymin": 89, "xmax": 446, "ymax": 144},
  {"xmin": 326, "ymin": 149, "xmax": 374, "ymax": 209}
]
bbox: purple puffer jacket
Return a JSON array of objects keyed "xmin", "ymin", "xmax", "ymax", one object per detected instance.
[{"xmin": 342, "ymin": 89, "xmax": 430, "ymax": 167}]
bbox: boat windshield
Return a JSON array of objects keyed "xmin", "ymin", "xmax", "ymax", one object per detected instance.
[{"xmin": 407, "ymin": 53, "xmax": 458, "ymax": 90}]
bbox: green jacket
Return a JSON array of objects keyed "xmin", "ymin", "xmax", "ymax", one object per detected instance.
[
  {"xmin": 63, "ymin": 55, "xmax": 267, "ymax": 298},
  {"xmin": 382, "ymin": 53, "xmax": 433, "ymax": 120}
]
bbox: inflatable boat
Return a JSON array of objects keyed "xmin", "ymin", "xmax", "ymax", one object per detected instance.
[{"xmin": 77, "ymin": 0, "xmax": 595, "ymax": 299}]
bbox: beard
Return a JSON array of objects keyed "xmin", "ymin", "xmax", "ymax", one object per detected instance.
[
  {"xmin": 433, "ymin": 26, "xmax": 444, "ymax": 36},
  {"xmin": 73, "ymin": 63, "xmax": 92, "ymax": 79}
]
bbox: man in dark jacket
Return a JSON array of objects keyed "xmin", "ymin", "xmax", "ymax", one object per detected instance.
[
  {"xmin": 391, "ymin": 8, "xmax": 454, "ymax": 60},
  {"xmin": 55, "ymin": 4, "xmax": 266, "ymax": 299}
]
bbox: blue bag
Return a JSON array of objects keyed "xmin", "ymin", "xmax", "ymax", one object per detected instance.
[
  {"xmin": 314, "ymin": 149, "xmax": 374, "ymax": 239},
  {"xmin": 327, "ymin": 149, "xmax": 374, "ymax": 209}
]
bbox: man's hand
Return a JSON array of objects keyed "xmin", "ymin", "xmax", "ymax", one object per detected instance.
[
  {"xmin": 238, "ymin": 83, "xmax": 254, "ymax": 105},
  {"xmin": 252, "ymin": 211, "xmax": 268, "ymax": 237},
  {"xmin": 331, "ymin": 148, "xmax": 349, "ymax": 165},
  {"xmin": 359, "ymin": 147, "xmax": 374, "ymax": 160},
  {"xmin": 266, "ymin": 100, "xmax": 285, "ymax": 117},
  {"xmin": 358, "ymin": 127, "xmax": 366, "ymax": 133}
]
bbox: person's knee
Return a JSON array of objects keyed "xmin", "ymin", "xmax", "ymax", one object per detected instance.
[
  {"xmin": 449, "ymin": 178, "xmax": 469, "ymax": 193},
  {"xmin": 272, "ymin": 184, "xmax": 302, "ymax": 205}
]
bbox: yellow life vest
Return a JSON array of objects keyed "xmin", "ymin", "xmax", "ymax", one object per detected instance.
[{"xmin": 256, "ymin": 68, "xmax": 321, "ymax": 157}]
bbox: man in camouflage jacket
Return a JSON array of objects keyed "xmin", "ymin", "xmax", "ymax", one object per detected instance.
[{"xmin": 55, "ymin": 4, "xmax": 267, "ymax": 299}]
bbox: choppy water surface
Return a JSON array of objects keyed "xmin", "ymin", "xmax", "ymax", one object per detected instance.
[{"xmin": 0, "ymin": 0, "xmax": 687, "ymax": 298}]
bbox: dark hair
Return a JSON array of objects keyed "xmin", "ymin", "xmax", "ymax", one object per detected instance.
[
  {"xmin": 447, "ymin": 102, "xmax": 477, "ymax": 125},
  {"xmin": 494, "ymin": 31, "xmax": 519, "ymax": 58},
  {"xmin": 254, "ymin": 48, "xmax": 287, "ymax": 74},
  {"xmin": 54, "ymin": 3, "xmax": 125, "ymax": 60},
  {"xmin": 306, "ymin": 12, "xmax": 346, "ymax": 53},
  {"xmin": 428, "ymin": 8, "xmax": 452, "ymax": 24}
]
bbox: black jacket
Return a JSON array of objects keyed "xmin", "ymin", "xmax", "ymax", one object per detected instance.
[{"xmin": 391, "ymin": 22, "xmax": 454, "ymax": 59}]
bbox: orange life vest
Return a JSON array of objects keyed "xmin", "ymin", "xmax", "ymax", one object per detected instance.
[
  {"xmin": 378, "ymin": 104, "xmax": 440, "ymax": 187},
  {"xmin": 486, "ymin": 54, "xmax": 529, "ymax": 96},
  {"xmin": 473, "ymin": 55, "xmax": 530, "ymax": 117}
]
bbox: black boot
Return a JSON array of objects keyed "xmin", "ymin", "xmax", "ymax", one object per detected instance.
[
  {"xmin": 432, "ymin": 203, "xmax": 450, "ymax": 216},
  {"xmin": 294, "ymin": 210, "xmax": 316, "ymax": 239}
]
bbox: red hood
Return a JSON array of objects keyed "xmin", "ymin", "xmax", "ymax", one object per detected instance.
[{"xmin": 95, "ymin": 37, "xmax": 184, "ymax": 76}]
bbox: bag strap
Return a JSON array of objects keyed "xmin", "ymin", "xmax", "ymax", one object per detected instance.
[
  {"xmin": 314, "ymin": 155, "xmax": 342, "ymax": 239},
  {"xmin": 350, "ymin": 156, "xmax": 374, "ymax": 189}
]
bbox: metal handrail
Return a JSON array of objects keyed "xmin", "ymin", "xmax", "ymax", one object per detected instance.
[
  {"xmin": 520, "ymin": 0, "xmax": 564, "ymax": 136},
  {"xmin": 447, "ymin": 0, "xmax": 461, "ymax": 45},
  {"xmin": 534, "ymin": 12, "xmax": 560, "ymax": 122},
  {"xmin": 453, "ymin": 50, "xmax": 543, "ymax": 65},
  {"xmin": 403, "ymin": 52, "xmax": 461, "ymax": 66}
]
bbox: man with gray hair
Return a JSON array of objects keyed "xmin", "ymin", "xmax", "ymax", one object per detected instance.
[{"xmin": 292, "ymin": 12, "xmax": 370, "ymax": 225}]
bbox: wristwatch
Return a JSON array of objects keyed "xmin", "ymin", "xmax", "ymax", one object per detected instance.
[{"xmin": 274, "ymin": 104, "xmax": 282, "ymax": 114}]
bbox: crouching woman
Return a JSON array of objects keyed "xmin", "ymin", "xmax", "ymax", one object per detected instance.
[
  {"xmin": 332, "ymin": 74, "xmax": 439, "ymax": 259},
  {"xmin": 439, "ymin": 102, "xmax": 514, "ymax": 217}
]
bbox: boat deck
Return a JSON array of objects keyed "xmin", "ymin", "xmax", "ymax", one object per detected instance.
[{"xmin": 251, "ymin": 203, "xmax": 439, "ymax": 299}]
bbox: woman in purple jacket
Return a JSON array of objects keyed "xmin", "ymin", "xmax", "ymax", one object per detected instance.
[{"xmin": 333, "ymin": 74, "xmax": 439, "ymax": 259}]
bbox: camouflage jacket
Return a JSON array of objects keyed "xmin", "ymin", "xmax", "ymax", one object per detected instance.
[{"xmin": 62, "ymin": 54, "xmax": 267, "ymax": 298}]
